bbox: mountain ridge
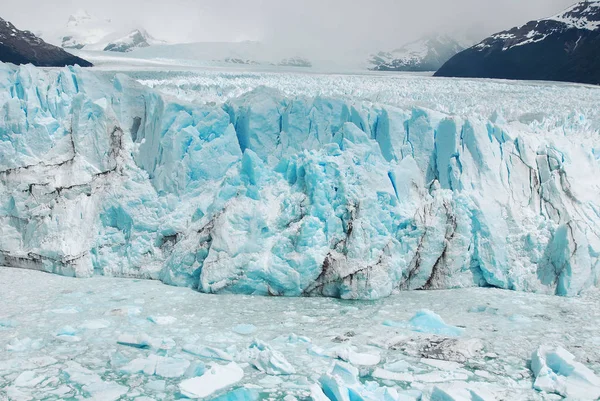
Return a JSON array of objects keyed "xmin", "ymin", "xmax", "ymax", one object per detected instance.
[
  {"xmin": 435, "ymin": 1, "xmax": 600, "ymax": 84},
  {"xmin": 0, "ymin": 17, "xmax": 92, "ymax": 67},
  {"xmin": 369, "ymin": 35, "xmax": 466, "ymax": 72}
]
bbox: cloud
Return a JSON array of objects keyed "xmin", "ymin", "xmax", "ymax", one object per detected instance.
[{"xmin": 3, "ymin": 0, "xmax": 578, "ymax": 53}]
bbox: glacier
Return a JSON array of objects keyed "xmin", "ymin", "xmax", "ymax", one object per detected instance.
[{"xmin": 1, "ymin": 62, "xmax": 600, "ymax": 299}]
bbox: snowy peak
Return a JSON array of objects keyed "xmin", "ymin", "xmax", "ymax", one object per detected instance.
[
  {"xmin": 474, "ymin": 1, "xmax": 600, "ymax": 51},
  {"xmin": 49, "ymin": 10, "xmax": 162, "ymax": 52},
  {"xmin": 369, "ymin": 35, "xmax": 465, "ymax": 72},
  {"xmin": 102, "ymin": 28, "xmax": 164, "ymax": 52},
  {"xmin": 547, "ymin": 1, "xmax": 600, "ymax": 30}
]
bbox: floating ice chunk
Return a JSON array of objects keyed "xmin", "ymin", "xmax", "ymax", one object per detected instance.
[
  {"xmin": 318, "ymin": 361, "xmax": 361, "ymax": 400},
  {"xmin": 430, "ymin": 384, "xmax": 473, "ymax": 401},
  {"xmin": 335, "ymin": 347, "xmax": 381, "ymax": 366},
  {"xmin": 319, "ymin": 373, "xmax": 351, "ymax": 401},
  {"xmin": 62, "ymin": 362, "xmax": 128, "ymax": 401},
  {"xmin": 5, "ymin": 386, "xmax": 34, "ymax": 401},
  {"xmin": 474, "ymin": 370, "xmax": 493, "ymax": 379},
  {"xmin": 318, "ymin": 361, "xmax": 387, "ymax": 401},
  {"xmin": 14, "ymin": 371, "xmax": 46, "ymax": 387},
  {"xmin": 7, "ymin": 337, "xmax": 43, "ymax": 352},
  {"xmin": 155, "ymin": 357, "xmax": 191, "ymax": 378},
  {"xmin": 396, "ymin": 390, "xmax": 423, "ymax": 401},
  {"xmin": 210, "ymin": 387, "xmax": 260, "ymax": 401},
  {"xmin": 56, "ymin": 326, "xmax": 77, "ymax": 336},
  {"xmin": 147, "ymin": 315, "xmax": 177, "ymax": 325},
  {"xmin": 117, "ymin": 333, "xmax": 152, "ymax": 349},
  {"xmin": 384, "ymin": 310, "xmax": 464, "ymax": 337},
  {"xmin": 84, "ymin": 381, "xmax": 129, "ymax": 401},
  {"xmin": 248, "ymin": 340, "xmax": 296, "ymax": 375},
  {"xmin": 384, "ymin": 360, "xmax": 411, "ymax": 373},
  {"xmin": 414, "ymin": 370, "xmax": 470, "ymax": 383},
  {"xmin": 531, "ymin": 345, "xmax": 600, "ymax": 399},
  {"xmin": 310, "ymin": 384, "xmax": 331, "ymax": 401},
  {"xmin": 121, "ymin": 355, "xmax": 190, "ymax": 378},
  {"xmin": 258, "ymin": 374, "xmax": 283, "ymax": 387},
  {"xmin": 330, "ymin": 361, "xmax": 359, "ymax": 385},
  {"xmin": 420, "ymin": 358, "xmax": 463, "ymax": 371},
  {"xmin": 56, "ymin": 334, "xmax": 82, "ymax": 342},
  {"xmin": 184, "ymin": 361, "xmax": 207, "ymax": 378},
  {"xmin": 372, "ymin": 368, "xmax": 414, "ymax": 382},
  {"xmin": 121, "ymin": 357, "xmax": 156, "ymax": 375},
  {"xmin": 288, "ymin": 333, "xmax": 311, "ymax": 344},
  {"xmin": 146, "ymin": 379, "xmax": 166, "ymax": 392},
  {"xmin": 182, "ymin": 344, "xmax": 234, "ymax": 361},
  {"xmin": 179, "ymin": 362, "xmax": 244, "ymax": 399},
  {"xmin": 232, "ymin": 324, "xmax": 257, "ymax": 335},
  {"xmin": 406, "ymin": 310, "xmax": 464, "ymax": 337},
  {"xmin": 430, "ymin": 383, "xmax": 497, "ymax": 401},
  {"xmin": 308, "ymin": 345, "xmax": 332, "ymax": 358},
  {"xmin": 79, "ymin": 319, "xmax": 110, "ymax": 329},
  {"xmin": 109, "ymin": 351, "xmax": 129, "ymax": 368}
]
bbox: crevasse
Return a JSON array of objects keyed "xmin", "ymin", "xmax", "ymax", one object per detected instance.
[{"xmin": 0, "ymin": 63, "xmax": 599, "ymax": 299}]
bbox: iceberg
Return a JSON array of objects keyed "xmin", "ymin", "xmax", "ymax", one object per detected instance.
[
  {"xmin": 246, "ymin": 340, "xmax": 296, "ymax": 375},
  {"xmin": 0, "ymin": 62, "xmax": 599, "ymax": 299},
  {"xmin": 530, "ymin": 345, "xmax": 600, "ymax": 399},
  {"xmin": 179, "ymin": 362, "xmax": 244, "ymax": 399},
  {"xmin": 383, "ymin": 310, "xmax": 464, "ymax": 337}
]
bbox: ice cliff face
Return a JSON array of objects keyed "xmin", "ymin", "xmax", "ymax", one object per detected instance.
[{"xmin": 1, "ymin": 63, "xmax": 599, "ymax": 299}]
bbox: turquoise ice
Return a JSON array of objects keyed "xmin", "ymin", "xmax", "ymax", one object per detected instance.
[{"xmin": 0, "ymin": 63, "xmax": 599, "ymax": 299}]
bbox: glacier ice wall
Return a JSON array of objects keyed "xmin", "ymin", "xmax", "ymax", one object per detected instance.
[{"xmin": 1, "ymin": 63, "xmax": 599, "ymax": 299}]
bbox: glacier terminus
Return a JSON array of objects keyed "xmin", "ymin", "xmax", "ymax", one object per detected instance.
[{"xmin": 0, "ymin": 63, "xmax": 599, "ymax": 300}]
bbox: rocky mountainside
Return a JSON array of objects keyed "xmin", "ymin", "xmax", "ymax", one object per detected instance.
[
  {"xmin": 435, "ymin": 1, "xmax": 600, "ymax": 84},
  {"xmin": 369, "ymin": 35, "xmax": 465, "ymax": 72},
  {"xmin": 0, "ymin": 17, "xmax": 92, "ymax": 67}
]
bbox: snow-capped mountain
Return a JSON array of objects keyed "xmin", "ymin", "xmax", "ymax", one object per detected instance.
[
  {"xmin": 48, "ymin": 10, "xmax": 163, "ymax": 53},
  {"xmin": 278, "ymin": 57, "xmax": 312, "ymax": 68},
  {"xmin": 0, "ymin": 17, "xmax": 92, "ymax": 67},
  {"xmin": 369, "ymin": 35, "xmax": 465, "ymax": 72},
  {"xmin": 101, "ymin": 28, "xmax": 162, "ymax": 52},
  {"xmin": 436, "ymin": 1, "xmax": 600, "ymax": 84}
]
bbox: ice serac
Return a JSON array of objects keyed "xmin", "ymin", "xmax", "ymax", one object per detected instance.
[{"xmin": 0, "ymin": 63, "xmax": 599, "ymax": 299}]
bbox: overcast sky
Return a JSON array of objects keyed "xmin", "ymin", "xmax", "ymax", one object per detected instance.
[{"xmin": 4, "ymin": 0, "xmax": 578, "ymax": 51}]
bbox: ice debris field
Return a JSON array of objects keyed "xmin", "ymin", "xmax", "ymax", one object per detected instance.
[
  {"xmin": 2, "ymin": 267, "xmax": 600, "ymax": 401},
  {"xmin": 1, "ymin": 62, "xmax": 600, "ymax": 399}
]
